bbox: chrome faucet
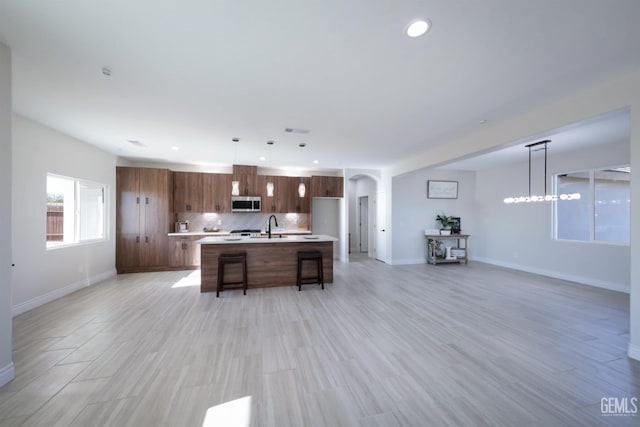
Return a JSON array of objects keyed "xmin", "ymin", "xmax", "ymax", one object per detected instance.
[{"xmin": 268, "ymin": 215, "xmax": 278, "ymax": 239}]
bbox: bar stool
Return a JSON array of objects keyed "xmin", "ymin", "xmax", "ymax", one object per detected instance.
[
  {"xmin": 217, "ymin": 252, "xmax": 247, "ymax": 297},
  {"xmin": 296, "ymin": 250, "xmax": 324, "ymax": 291}
]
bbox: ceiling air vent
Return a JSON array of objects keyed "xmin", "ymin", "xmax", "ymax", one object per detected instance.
[
  {"xmin": 127, "ymin": 139, "xmax": 146, "ymax": 148},
  {"xmin": 285, "ymin": 128, "xmax": 310, "ymax": 134}
]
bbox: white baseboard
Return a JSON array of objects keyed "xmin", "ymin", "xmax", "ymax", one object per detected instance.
[
  {"xmin": 0, "ymin": 362, "xmax": 15, "ymax": 387},
  {"xmin": 471, "ymin": 256, "xmax": 629, "ymax": 294},
  {"xmin": 629, "ymin": 343, "xmax": 640, "ymax": 361},
  {"xmin": 12, "ymin": 269, "xmax": 117, "ymax": 317},
  {"xmin": 391, "ymin": 258, "xmax": 425, "ymax": 266}
]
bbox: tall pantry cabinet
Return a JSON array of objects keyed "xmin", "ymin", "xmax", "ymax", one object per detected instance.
[{"xmin": 116, "ymin": 167, "xmax": 172, "ymax": 273}]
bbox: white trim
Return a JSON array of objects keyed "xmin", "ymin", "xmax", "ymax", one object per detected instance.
[
  {"xmin": 0, "ymin": 362, "xmax": 15, "ymax": 387},
  {"xmin": 471, "ymin": 256, "xmax": 629, "ymax": 294},
  {"xmin": 629, "ymin": 343, "xmax": 640, "ymax": 361},
  {"xmin": 391, "ymin": 258, "xmax": 426, "ymax": 265},
  {"xmin": 12, "ymin": 269, "xmax": 116, "ymax": 317}
]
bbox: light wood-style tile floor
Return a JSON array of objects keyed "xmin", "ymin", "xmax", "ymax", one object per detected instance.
[{"xmin": 1, "ymin": 256, "xmax": 639, "ymax": 426}]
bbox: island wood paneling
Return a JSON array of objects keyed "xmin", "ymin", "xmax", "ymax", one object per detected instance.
[{"xmin": 200, "ymin": 241, "xmax": 333, "ymax": 292}]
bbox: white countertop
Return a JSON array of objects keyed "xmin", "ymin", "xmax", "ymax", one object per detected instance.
[
  {"xmin": 168, "ymin": 231, "xmax": 230, "ymax": 237},
  {"xmin": 196, "ymin": 234, "xmax": 337, "ymax": 245},
  {"xmin": 169, "ymin": 229, "xmax": 312, "ymax": 237}
]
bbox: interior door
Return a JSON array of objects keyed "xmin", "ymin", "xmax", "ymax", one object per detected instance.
[
  {"xmin": 375, "ymin": 191, "xmax": 387, "ymax": 262},
  {"xmin": 359, "ymin": 196, "xmax": 368, "ymax": 253}
]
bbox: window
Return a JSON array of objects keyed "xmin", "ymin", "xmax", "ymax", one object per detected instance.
[
  {"xmin": 554, "ymin": 166, "xmax": 630, "ymax": 244},
  {"xmin": 46, "ymin": 174, "xmax": 107, "ymax": 248}
]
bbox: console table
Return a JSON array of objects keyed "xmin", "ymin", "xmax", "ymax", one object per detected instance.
[{"xmin": 425, "ymin": 234, "xmax": 469, "ymax": 265}]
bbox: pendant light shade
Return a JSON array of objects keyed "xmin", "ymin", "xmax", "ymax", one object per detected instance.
[
  {"xmin": 231, "ymin": 138, "xmax": 240, "ymax": 196},
  {"xmin": 298, "ymin": 142, "xmax": 306, "ymax": 197},
  {"xmin": 503, "ymin": 139, "xmax": 581, "ymax": 204},
  {"xmin": 266, "ymin": 140, "xmax": 275, "ymax": 197}
]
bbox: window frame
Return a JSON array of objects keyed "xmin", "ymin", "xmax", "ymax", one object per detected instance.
[
  {"xmin": 552, "ymin": 164, "xmax": 630, "ymax": 246},
  {"xmin": 46, "ymin": 173, "xmax": 109, "ymax": 250}
]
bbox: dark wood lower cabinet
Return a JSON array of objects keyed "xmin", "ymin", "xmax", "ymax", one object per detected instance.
[{"xmin": 168, "ymin": 236, "xmax": 201, "ymax": 268}]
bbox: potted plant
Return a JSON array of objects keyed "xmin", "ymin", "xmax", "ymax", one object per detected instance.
[{"xmin": 436, "ymin": 213, "xmax": 454, "ymax": 235}]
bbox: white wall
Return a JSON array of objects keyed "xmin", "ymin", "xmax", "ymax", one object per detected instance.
[
  {"xmin": 0, "ymin": 43, "xmax": 15, "ymax": 387},
  {"xmin": 473, "ymin": 140, "xmax": 630, "ymax": 292},
  {"xmin": 347, "ymin": 179, "xmax": 357, "ymax": 252},
  {"xmin": 347, "ymin": 176, "xmax": 376, "ymax": 255},
  {"xmin": 312, "ymin": 198, "xmax": 340, "ymax": 259},
  {"xmin": 630, "ymin": 104, "xmax": 640, "ymax": 360},
  {"xmin": 11, "ymin": 115, "xmax": 117, "ymax": 315},
  {"xmin": 391, "ymin": 169, "xmax": 476, "ymax": 264},
  {"xmin": 384, "ymin": 67, "xmax": 640, "ymax": 360}
]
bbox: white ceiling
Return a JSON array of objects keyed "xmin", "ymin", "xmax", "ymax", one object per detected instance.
[
  {"xmin": 1, "ymin": 0, "xmax": 639, "ymax": 172},
  {"xmin": 439, "ymin": 109, "xmax": 630, "ymax": 171}
]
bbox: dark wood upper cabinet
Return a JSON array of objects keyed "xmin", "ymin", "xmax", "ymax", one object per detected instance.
[
  {"xmin": 287, "ymin": 176, "xmax": 311, "ymax": 213},
  {"xmin": 203, "ymin": 173, "xmax": 232, "ymax": 212},
  {"xmin": 232, "ymin": 164, "xmax": 259, "ymax": 196},
  {"xmin": 173, "ymin": 172, "xmax": 204, "ymax": 212},
  {"xmin": 311, "ymin": 175, "xmax": 344, "ymax": 198}
]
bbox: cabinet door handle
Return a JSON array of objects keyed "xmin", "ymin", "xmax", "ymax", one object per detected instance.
[
  {"xmin": 145, "ymin": 236, "xmax": 149, "ymax": 243},
  {"xmin": 186, "ymin": 204, "xmax": 192, "ymax": 211},
  {"xmin": 136, "ymin": 236, "xmax": 140, "ymax": 243},
  {"xmin": 145, "ymin": 197, "xmax": 149, "ymax": 205},
  {"xmin": 136, "ymin": 196, "xmax": 140, "ymax": 204}
]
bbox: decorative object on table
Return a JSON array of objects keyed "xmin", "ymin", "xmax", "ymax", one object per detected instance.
[
  {"xmin": 445, "ymin": 246, "xmax": 457, "ymax": 260},
  {"xmin": 451, "ymin": 217, "xmax": 461, "ymax": 234},
  {"xmin": 436, "ymin": 213, "xmax": 455, "ymax": 235},
  {"xmin": 427, "ymin": 180, "xmax": 458, "ymax": 199},
  {"xmin": 428, "ymin": 239, "xmax": 443, "ymax": 257},
  {"xmin": 451, "ymin": 248, "xmax": 466, "ymax": 258},
  {"xmin": 424, "ymin": 234, "xmax": 470, "ymax": 265}
]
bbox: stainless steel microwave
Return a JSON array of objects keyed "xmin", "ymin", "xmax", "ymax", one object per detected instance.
[{"xmin": 231, "ymin": 196, "xmax": 261, "ymax": 212}]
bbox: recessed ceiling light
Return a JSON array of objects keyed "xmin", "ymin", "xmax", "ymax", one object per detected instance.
[
  {"xmin": 259, "ymin": 156, "xmax": 266, "ymax": 161},
  {"xmin": 313, "ymin": 160, "xmax": 319, "ymax": 164},
  {"xmin": 406, "ymin": 19, "xmax": 431, "ymax": 38},
  {"xmin": 101, "ymin": 67, "xmax": 112, "ymax": 76},
  {"xmin": 171, "ymin": 146, "xmax": 179, "ymax": 151},
  {"xmin": 267, "ymin": 140, "xmax": 275, "ymax": 145},
  {"xmin": 298, "ymin": 143, "xmax": 306, "ymax": 148},
  {"xmin": 479, "ymin": 119, "xmax": 488, "ymax": 124},
  {"xmin": 232, "ymin": 137, "xmax": 240, "ymax": 142}
]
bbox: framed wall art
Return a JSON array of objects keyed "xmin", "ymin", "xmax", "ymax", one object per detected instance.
[{"xmin": 427, "ymin": 180, "xmax": 458, "ymax": 199}]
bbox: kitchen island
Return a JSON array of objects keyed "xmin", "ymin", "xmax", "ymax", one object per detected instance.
[{"xmin": 196, "ymin": 235, "xmax": 337, "ymax": 292}]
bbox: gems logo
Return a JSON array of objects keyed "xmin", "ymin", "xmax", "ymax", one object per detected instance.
[{"xmin": 601, "ymin": 397, "xmax": 638, "ymax": 416}]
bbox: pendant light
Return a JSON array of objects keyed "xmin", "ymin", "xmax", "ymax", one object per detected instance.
[
  {"xmin": 266, "ymin": 140, "xmax": 274, "ymax": 197},
  {"xmin": 298, "ymin": 143, "xmax": 306, "ymax": 197},
  {"xmin": 503, "ymin": 139, "xmax": 581, "ymax": 204},
  {"xmin": 231, "ymin": 138, "xmax": 240, "ymax": 196}
]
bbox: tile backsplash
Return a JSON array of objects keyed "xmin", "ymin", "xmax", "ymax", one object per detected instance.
[{"xmin": 177, "ymin": 212, "xmax": 310, "ymax": 233}]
